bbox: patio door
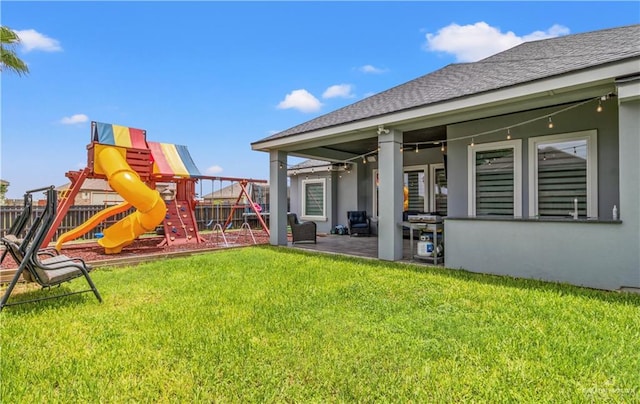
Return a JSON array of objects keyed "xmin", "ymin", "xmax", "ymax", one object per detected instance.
[{"xmin": 373, "ymin": 166, "xmax": 428, "ymax": 218}]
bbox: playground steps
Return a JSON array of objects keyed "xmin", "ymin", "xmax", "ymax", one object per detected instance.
[{"xmin": 159, "ymin": 199, "xmax": 205, "ymax": 246}]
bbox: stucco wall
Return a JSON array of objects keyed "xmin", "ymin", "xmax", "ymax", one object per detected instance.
[
  {"xmin": 445, "ymin": 218, "xmax": 636, "ymax": 290},
  {"xmin": 290, "ymin": 168, "xmax": 353, "ymax": 234},
  {"xmin": 444, "ymin": 90, "xmax": 639, "ymax": 291},
  {"xmin": 446, "ymin": 101, "xmax": 620, "ymax": 218}
]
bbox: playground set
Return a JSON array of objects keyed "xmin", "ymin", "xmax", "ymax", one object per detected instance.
[{"xmin": 42, "ymin": 121, "xmax": 269, "ymax": 254}]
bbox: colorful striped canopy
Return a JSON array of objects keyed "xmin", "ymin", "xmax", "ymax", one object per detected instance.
[
  {"xmin": 92, "ymin": 121, "xmax": 147, "ymax": 149},
  {"xmin": 148, "ymin": 142, "xmax": 202, "ymax": 178},
  {"xmin": 92, "ymin": 121, "xmax": 202, "ymax": 178}
]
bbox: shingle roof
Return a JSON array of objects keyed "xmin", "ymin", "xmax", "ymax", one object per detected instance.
[
  {"xmin": 254, "ymin": 24, "xmax": 640, "ymax": 144},
  {"xmin": 56, "ymin": 178, "xmax": 113, "ymax": 192},
  {"xmin": 288, "ymin": 159, "xmax": 331, "ymax": 170}
]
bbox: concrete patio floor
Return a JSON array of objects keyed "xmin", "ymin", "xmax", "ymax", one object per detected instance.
[{"xmin": 289, "ymin": 234, "xmax": 444, "ymax": 266}]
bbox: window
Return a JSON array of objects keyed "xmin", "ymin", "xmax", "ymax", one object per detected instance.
[
  {"xmin": 302, "ymin": 178, "xmax": 326, "ymax": 220},
  {"xmin": 468, "ymin": 140, "xmax": 522, "ymax": 217},
  {"xmin": 430, "ymin": 163, "xmax": 447, "ymax": 215},
  {"xmin": 528, "ymin": 130, "xmax": 597, "ymax": 218}
]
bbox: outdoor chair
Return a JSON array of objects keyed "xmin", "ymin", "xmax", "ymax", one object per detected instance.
[
  {"xmin": 1, "ymin": 236, "xmax": 102, "ymax": 302},
  {"xmin": 287, "ymin": 213, "xmax": 316, "ymax": 244},
  {"xmin": 0, "ymin": 186, "xmax": 102, "ymax": 311},
  {"xmin": 347, "ymin": 211, "xmax": 371, "ymax": 237}
]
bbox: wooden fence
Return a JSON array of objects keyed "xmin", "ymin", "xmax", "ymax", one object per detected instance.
[{"xmin": 0, "ymin": 204, "xmax": 270, "ymax": 241}]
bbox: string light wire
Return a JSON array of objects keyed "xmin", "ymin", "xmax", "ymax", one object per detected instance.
[{"xmin": 284, "ymin": 94, "xmax": 610, "ymax": 173}]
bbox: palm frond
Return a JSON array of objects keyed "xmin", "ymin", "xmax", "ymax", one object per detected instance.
[
  {"xmin": 0, "ymin": 25, "xmax": 29, "ymax": 76},
  {"xmin": 0, "ymin": 48, "xmax": 29, "ymax": 76}
]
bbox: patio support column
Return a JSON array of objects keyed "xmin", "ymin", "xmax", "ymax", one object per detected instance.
[
  {"xmin": 616, "ymin": 77, "xmax": 640, "ymax": 286},
  {"xmin": 377, "ymin": 128, "xmax": 403, "ymax": 260},
  {"xmin": 269, "ymin": 150, "xmax": 288, "ymax": 246}
]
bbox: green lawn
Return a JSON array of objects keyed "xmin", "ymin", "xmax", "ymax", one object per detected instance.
[{"xmin": 1, "ymin": 246, "xmax": 639, "ymax": 402}]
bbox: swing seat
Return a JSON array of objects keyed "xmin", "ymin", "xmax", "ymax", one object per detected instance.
[
  {"xmin": 0, "ymin": 186, "xmax": 102, "ymax": 311},
  {"xmin": 4, "ymin": 238, "xmax": 98, "ymax": 287}
]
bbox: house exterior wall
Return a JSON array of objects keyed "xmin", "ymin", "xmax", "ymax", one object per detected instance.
[
  {"xmin": 289, "ymin": 170, "xmax": 336, "ymax": 234},
  {"xmin": 616, "ymin": 78, "xmax": 640, "ymax": 291},
  {"xmin": 444, "ymin": 219, "xmax": 634, "ymax": 290},
  {"xmin": 291, "ymin": 148, "xmax": 448, "ymax": 235},
  {"xmin": 337, "ymin": 165, "xmax": 360, "ymax": 228},
  {"xmin": 444, "ymin": 91, "xmax": 639, "ymax": 291},
  {"xmin": 446, "ymin": 101, "xmax": 620, "ymax": 218}
]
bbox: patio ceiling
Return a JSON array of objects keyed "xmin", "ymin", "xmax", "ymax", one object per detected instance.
[{"xmin": 290, "ymin": 124, "xmax": 447, "ymax": 162}]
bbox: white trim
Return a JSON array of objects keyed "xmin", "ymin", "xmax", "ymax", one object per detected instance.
[
  {"xmin": 468, "ymin": 139, "xmax": 522, "ymax": 217},
  {"xmin": 528, "ymin": 130, "xmax": 598, "ymax": 218},
  {"xmin": 301, "ymin": 178, "xmax": 327, "ymax": 221},
  {"xmin": 429, "ymin": 163, "xmax": 445, "ymax": 213}
]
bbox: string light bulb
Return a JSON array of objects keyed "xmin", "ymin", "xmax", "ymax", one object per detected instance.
[
  {"xmin": 441, "ymin": 143, "xmax": 445, "ymax": 152},
  {"xmin": 507, "ymin": 128, "xmax": 511, "ymax": 140},
  {"xmin": 363, "ymin": 156, "xmax": 367, "ymax": 164},
  {"xmin": 415, "ymin": 145, "xmax": 419, "ymax": 153},
  {"xmin": 597, "ymin": 99, "xmax": 603, "ymax": 112},
  {"xmin": 470, "ymin": 137, "xmax": 475, "ymax": 147},
  {"xmin": 548, "ymin": 117, "xmax": 554, "ymax": 129}
]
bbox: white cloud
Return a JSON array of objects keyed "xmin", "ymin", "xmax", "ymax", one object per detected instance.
[
  {"xmin": 424, "ymin": 22, "xmax": 570, "ymax": 62},
  {"xmin": 359, "ymin": 64, "xmax": 387, "ymax": 74},
  {"xmin": 522, "ymin": 24, "xmax": 570, "ymax": 42},
  {"xmin": 206, "ymin": 165, "xmax": 223, "ymax": 175},
  {"xmin": 60, "ymin": 114, "xmax": 89, "ymax": 125},
  {"xmin": 322, "ymin": 84, "xmax": 355, "ymax": 99},
  {"xmin": 15, "ymin": 29, "xmax": 62, "ymax": 53},
  {"xmin": 277, "ymin": 89, "xmax": 322, "ymax": 113}
]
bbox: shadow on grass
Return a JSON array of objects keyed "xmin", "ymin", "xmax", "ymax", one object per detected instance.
[
  {"xmin": 265, "ymin": 245, "xmax": 640, "ymax": 307},
  {"xmin": 0, "ymin": 284, "xmax": 97, "ymax": 315}
]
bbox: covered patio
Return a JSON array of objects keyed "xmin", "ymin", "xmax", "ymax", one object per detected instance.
[{"xmin": 252, "ymin": 25, "xmax": 640, "ymax": 291}]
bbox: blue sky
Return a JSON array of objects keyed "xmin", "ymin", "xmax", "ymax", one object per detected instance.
[{"xmin": 2, "ymin": 1, "xmax": 638, "ymax": 199}]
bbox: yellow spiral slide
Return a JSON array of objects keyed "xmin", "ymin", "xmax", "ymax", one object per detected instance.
[{"xmin": 56, "ymin": 145, "xmax": 166, "ymax": 254}]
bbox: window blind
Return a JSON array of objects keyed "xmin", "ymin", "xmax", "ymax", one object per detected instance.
[
  {"xmin": 475, "ymin": 148, "xmax": 514, "ymax": 216},
  {"xmin": 304, "ymin": 183, "xmax": 324, "ymax": 216},
  {"xmin": 404, "ymin": 171, "xmax": 425, "ymax": 211},
  {"xmin": 537, "ymin": 143, "xmax": 587, "ymax": 217},
  {"xmin": 434, "ymin": 168, "xmax": 448, "ymax": 216}
]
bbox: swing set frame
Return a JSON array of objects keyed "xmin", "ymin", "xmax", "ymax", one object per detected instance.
[{"xmin": 200, "ymin": 176, "xmax": 270, "ymax": 242}]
